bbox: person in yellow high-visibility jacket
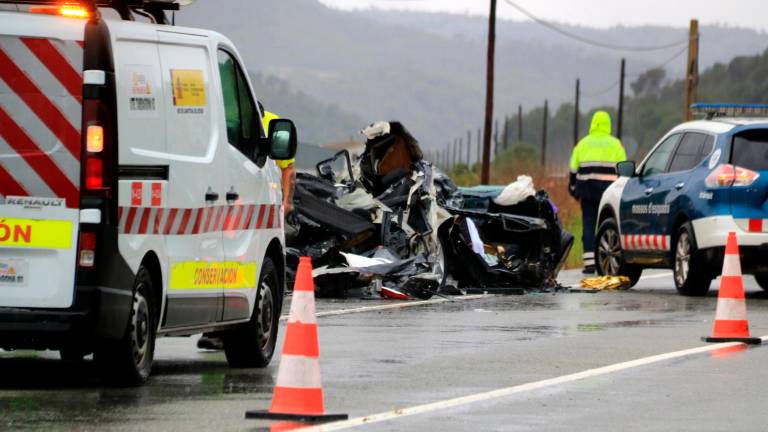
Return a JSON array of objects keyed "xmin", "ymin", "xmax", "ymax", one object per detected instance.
[
  {"xmin": 569, "ymin": 111, "xmax": 626, "ymax": 274},
  {"xmin": 263, "ymin": 110, "xmax": 296, "ymax": 215}
]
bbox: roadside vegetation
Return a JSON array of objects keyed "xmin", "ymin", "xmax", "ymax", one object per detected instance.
[{"xmin": 450, "ymin": 48, "xmax": 768, "ymax": 269}]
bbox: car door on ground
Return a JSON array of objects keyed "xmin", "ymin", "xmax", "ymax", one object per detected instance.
[{"xmin": 620, "ymin": 133, "xmax": 681, "ymax": 254}]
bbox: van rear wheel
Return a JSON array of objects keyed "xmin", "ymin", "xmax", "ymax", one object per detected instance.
[
  {"xmin": 94, "ymin": 266, "xmax": 156, "ymax": 386},
  {"xmin": 223, "ymin": 258, "xmax": 280, "ymax": 368},
  {"xmin": 59, "ymin": 347, "xmax": 90, "ymax": 363},
  {"xmin": 755, "ymin": 273, "xmax": 768, "ymax": 291}
]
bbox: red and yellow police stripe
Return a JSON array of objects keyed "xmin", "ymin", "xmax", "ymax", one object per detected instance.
[{"xmin": 621, "ymin": 234, "xmax": 671, "ymax": 252}]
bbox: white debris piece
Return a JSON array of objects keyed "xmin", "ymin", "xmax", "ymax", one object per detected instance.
[
  {"xmin": 494, "ymin": 175, "xmax": 535, "ymax": 206},
  {"xmin": 466, "ymin": 218, "xmax": 485, "ymax": 255},
  {"xmin": 361, "ymin": 121, "xmax": 391, "ymax": 140},
  {"xmin": 340, "ymin": 252, "xmax": 393, "ymax": 268}
]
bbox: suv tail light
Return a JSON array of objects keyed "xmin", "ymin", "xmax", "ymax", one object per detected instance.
[{"xmin": 705, "ymin": 164, "xmax": 760, "ymax": 188}]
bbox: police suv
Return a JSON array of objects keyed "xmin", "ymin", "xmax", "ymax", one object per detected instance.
[
  {"xmin": 0, "ymin": 0, "xmax": 296, "ymax": 384},
  {"xmin": 596, "ymin": 104, "xmax": 768, "ymax": 296}
]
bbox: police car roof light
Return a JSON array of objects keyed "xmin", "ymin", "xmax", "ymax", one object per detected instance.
[{"xmin": 691, "ymin": 103, "xmax": 768, "ymax": 120}]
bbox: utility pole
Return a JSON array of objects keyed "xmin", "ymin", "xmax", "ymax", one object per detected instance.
[
  {"xmin": 493, "ymin": 118, "xmax": 499, "ymax": 158},
  {"xmin": 443, "ymin": 145, "xmax": 448, "ymax": 170},
  {"xmin": 541, "ymin": 99, "xmax": 548, "ymax": 170},
  {"xmin": 467, "ymin": 130, "xmax": 471, "ymax": 165},
  {"xmin": 618, "ymin": 58, "xmax": 626, "ymax": 140},
  {"xmin": 458, "ymin": 138, "xmax": 463, "ymax": 166},
  {"xmin": 574, "ymin": 78, "xmax": 580, "ymax": 147},
  {"xmin": 517, "ymin": 104, "xmax": 523, "ymax": 143},
  {"xmin": 452, "ymin": 139, "xmax": 458, "ymax": 169},
  {"xmin": 502, "ymin": 115, "xmax": 509, "ymax": 151},
  {"xmin": 477, "ymin": 127, "xmax": 481, "ymax": 166},
  {"xmin": 481, "ymin": 0, "xmax": 497, "ymax": 184},
  {"xmin": 684, "ymin": 19, "xmax": 699, "ymax": 121}
]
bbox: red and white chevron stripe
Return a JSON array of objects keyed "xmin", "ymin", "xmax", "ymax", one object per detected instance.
[
  {"xmin": 745, "ymin": 218, "xmax": 768, "ymax": 233},
  {"xmin": 621, "ymin": 234, "xmax": 670, "ymax": 252},
  {"xmin": 0, "ymin": 35, "xmax": 84, "ymax": 208},
  {"xmin": 118, "ymin": 204, "xmax": 283, "ymax": 235}
]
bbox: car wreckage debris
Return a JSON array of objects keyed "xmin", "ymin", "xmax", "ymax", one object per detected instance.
[{"xmin": 286, "ymin": 121, "xmax": 574, "ymax": 299}]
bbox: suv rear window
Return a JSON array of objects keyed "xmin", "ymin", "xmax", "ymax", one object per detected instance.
[{"xmin": 732, "ymin": 129, "xmax": 768, "ymax": 171}]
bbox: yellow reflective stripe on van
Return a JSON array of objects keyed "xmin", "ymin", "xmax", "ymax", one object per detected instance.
[
  {"xmin": 169, "ymin": 261, "xmax": 257, "ymax": 290},
  {"xmin": 0, "ymin": 218, "xmax": 72, "ymax": 249}
]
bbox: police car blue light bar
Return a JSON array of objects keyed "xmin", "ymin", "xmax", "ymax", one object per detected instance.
[{"xmin": 691, "ymin": 103, "xmax": 768, "ymax": 119}]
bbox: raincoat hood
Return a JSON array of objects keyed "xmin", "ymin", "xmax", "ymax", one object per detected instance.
[{"xmin": 589, "ymin": 111, "xmax": 612, "ymax": 135}]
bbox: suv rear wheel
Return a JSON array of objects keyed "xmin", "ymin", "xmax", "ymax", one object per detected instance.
[
  {"xmin": 223, "ymin": 257, "xmax": 280, "ymax": 368},
  {"xmin": 94, "ymin": 266, "xmax": 156, "ymax": 386},
  {"xmin": 595, "ymin": 218, "xmax": 642, "ymax": 287},
  {"xmin": 673, "ymin": 223, "xmax": 713, "ymax": 296}
]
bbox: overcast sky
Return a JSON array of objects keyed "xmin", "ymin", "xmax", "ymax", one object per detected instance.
[{"xmin": 319, "ymin": 0, "xmax": 767, "ymax": 31}]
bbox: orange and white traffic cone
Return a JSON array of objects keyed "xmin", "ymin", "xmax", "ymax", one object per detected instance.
[
  {"xmin": 703, "ymin": 232, "xmax": 761, "ymax": 345},
  {"xmin": 246, "ymin": 257, "xmax": 348, "ymax": 423}
]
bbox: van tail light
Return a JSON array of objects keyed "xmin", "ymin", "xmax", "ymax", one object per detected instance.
[
  {"xmin": 705, "ymin": 164, "xmax": 760, "ymax": 188},
  {"xmin": 85, "ymin": 157, "xmax": 103, "ymax": 189},
  {"xmin": 81, "ymin": 99, "xmax": 111, "ymax": 193},
  {"xmin": 86, "ymin": 125, "xmax": 104, "ymax": 152},
  {"xmin": 78, "ymin": 232, "xmax": 96, "ymax": 268}
]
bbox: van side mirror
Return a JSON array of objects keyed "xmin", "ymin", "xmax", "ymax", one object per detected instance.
[
  {"xmin": 268, "ymin": 118, "xmax": 298, "ymax": 160},
  {"xmin": 617, "ymin": 161, "xmax": 637, "ymax": 177}
]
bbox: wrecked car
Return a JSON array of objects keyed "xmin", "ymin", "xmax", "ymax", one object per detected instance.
[
  {"xmin": 441, "ymin": 179, "xmax": 573, "ymax": 292},
  {"xmin": 286, "ymin": 121, "xmax": 572, "ymax": 299},
  {"xmin": 287, "ymin": 122, "xmax": 445, "ymax": 299}
]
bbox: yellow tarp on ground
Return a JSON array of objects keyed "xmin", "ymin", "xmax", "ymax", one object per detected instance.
[{"xmin": 579, "ymin": 275, "xmax": 631, "ymax": 291}]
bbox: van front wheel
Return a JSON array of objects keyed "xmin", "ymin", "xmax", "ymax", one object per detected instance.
[
  {"xmin": 223, "ymin": 258, "xmax": 280, "ymax": 368},
  {"xmin": 95, "ymin": 266, "xmax": 156, "ymax": 386}
]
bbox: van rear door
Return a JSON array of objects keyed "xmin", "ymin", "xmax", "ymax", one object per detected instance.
[{"xmin": 0, "ymin": 12, "xmax": 85, "ymax": 308}]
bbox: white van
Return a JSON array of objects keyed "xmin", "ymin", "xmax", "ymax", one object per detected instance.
[{"xmin": 0, "ymin": 0, "xmax": 296, "ymax": 384}]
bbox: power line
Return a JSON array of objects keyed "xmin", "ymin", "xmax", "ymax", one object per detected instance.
[
  {"xmin": 501, "ymin": 0, "xmax": 688, "ymax": 52},
  {"xmin": 582, "ymin": 81, "xmax": 619, "ymax": 98},
  {"xmin": 582, "ymin": 45, "xmax": 689, "ymax": 98}
]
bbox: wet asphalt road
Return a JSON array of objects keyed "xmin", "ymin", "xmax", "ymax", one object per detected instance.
[{"xmin": 1, "ymin": 269, "xmax": 767, "ymax": 431}]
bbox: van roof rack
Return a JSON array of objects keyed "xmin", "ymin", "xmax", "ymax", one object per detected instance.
[
  {"xmin": 691, "ymin": 103, "xmax": 768, "ymax": 120},
  {"xmin": 0, "ymin": 0, "xmax": 193, "ymax": 25}
]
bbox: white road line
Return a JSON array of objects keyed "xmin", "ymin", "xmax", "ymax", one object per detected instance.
[
  {"xmin": 279, "ymin": 295, "xmax": 491, "ymax": 321},
  {"xmin": 299, "ymin": 336, "xmax": 768, "ymax": 431},
  {"xmin": 284, "ymin": 272, "xmax": 673, "ymax": 322},
  {"xmin": 639, "ymin": 272, "xmax": 673, "ymax": 281}
]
